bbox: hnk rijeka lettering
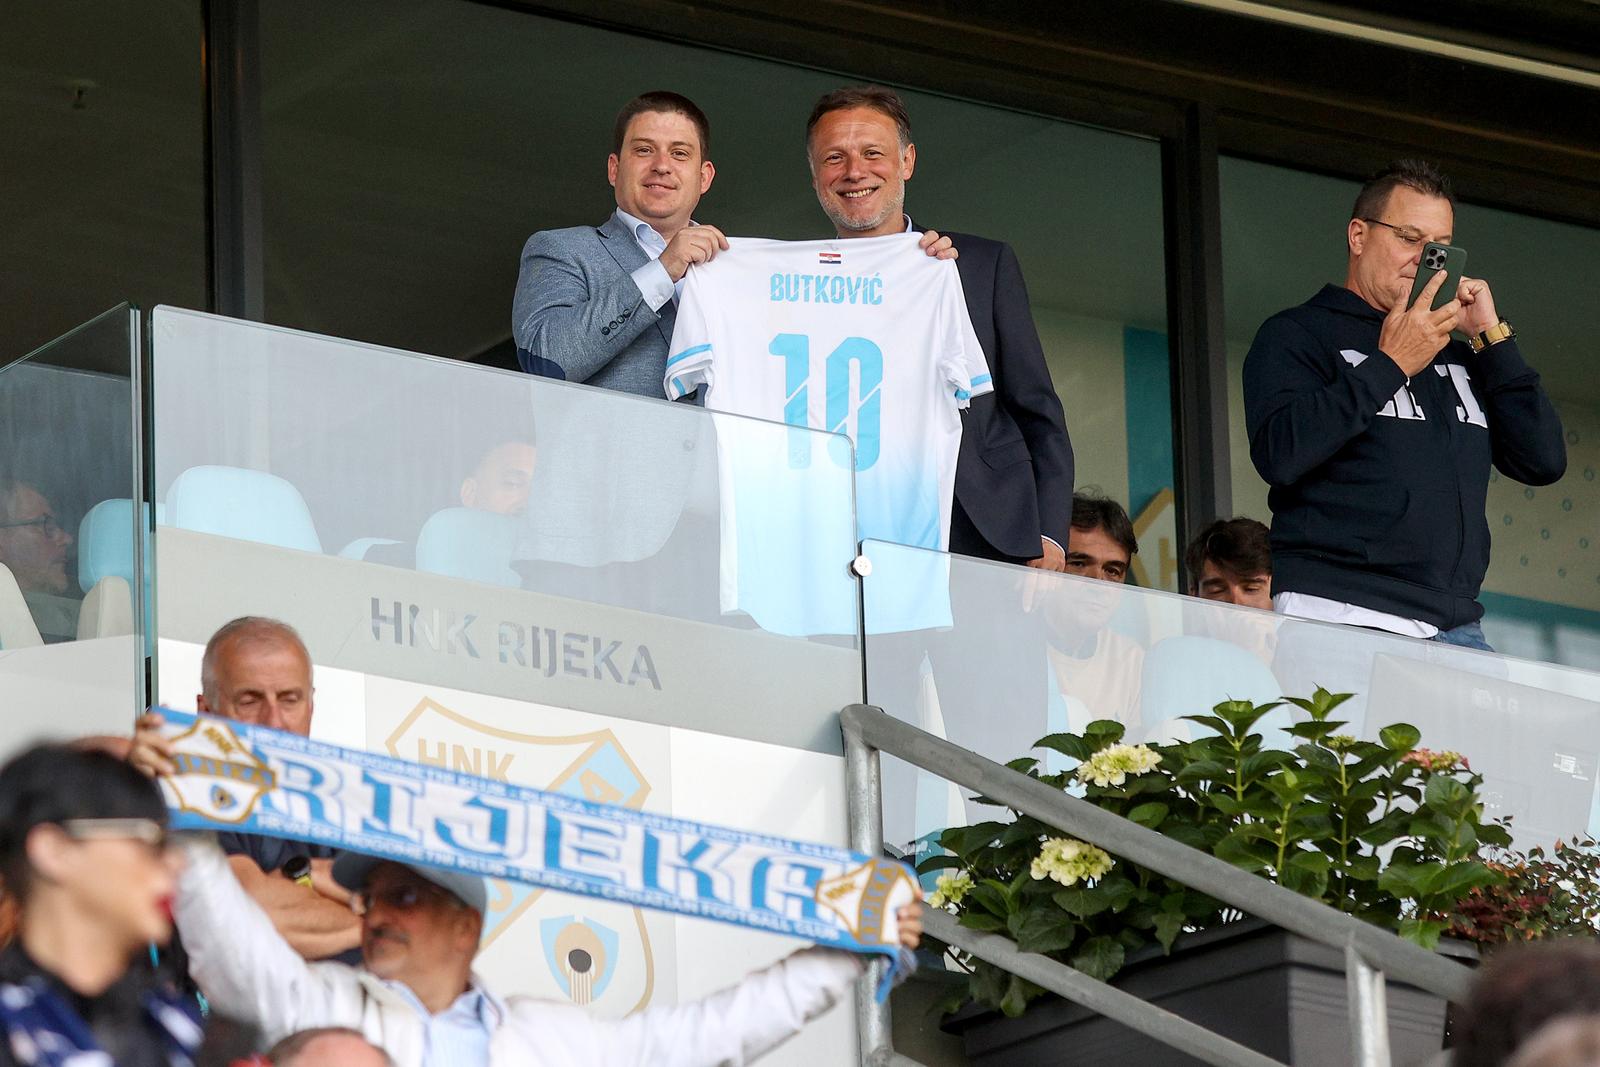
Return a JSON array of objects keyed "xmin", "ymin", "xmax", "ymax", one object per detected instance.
[{"xmin": 155, "ymin": 709, "xmax": 918, "ymax": 997}]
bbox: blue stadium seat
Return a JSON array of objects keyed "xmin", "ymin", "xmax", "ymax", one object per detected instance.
[
  {"xmin": 415, "ymin": 508, "xmax": 520, "ymax": 588},
  {"xmin": 163, "ymin": 466, "xmax": 322, "ymax": 553},
  {"xmin": 1139, "ymin": 635, "xmax": 1293, "ymax": 749},
  {"xmin": 77, "ymin": 498, "xmax": 163, "ymax": 595}
]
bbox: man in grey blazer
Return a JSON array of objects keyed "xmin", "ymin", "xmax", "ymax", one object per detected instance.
[{"xmin": 512, "ymin": 91, "xmax": 729, "ymax": 397}]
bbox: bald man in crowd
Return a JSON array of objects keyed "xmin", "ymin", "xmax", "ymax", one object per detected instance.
[{"xmin": 129, "ymin": 616, "xmax": 362, "ymax": 962}]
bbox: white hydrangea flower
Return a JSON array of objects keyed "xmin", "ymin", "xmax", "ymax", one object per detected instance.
[
  {"xmin": 927, "ymin": 870, "xmax": 974, "ymax": 909},
  {"xmin": 1029, "ymin": 837, "xmax": 1114, "ymax": 886},
  {"xmin": 1074, "ymin": 743, "xmax": 1162, "ymax": 788}
]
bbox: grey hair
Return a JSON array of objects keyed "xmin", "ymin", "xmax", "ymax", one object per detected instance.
[{"xmin": 199, "ymin": 616, "xmax": 309, "ymax": 707}]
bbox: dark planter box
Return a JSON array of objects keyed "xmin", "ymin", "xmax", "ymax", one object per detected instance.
[{"xmin": 943, "ymin": 920, "xmax": 1476, "ymax": 1066}]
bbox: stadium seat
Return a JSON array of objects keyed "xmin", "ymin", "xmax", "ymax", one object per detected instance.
[
  {"xmin": 414, "ymin": 507, "xmax": 519, "ymax": 588},
  {"xmin": 163, "ymin": 466, "xmax": 322, "ymax": 553},
  {"xmin": 77, "ymin": 498, "xmax": 162, "ymax": 594},
  {"xmin": 0, "ymin": 562, "xmax": 43, "ymax": 649},
  {"xmin": 1139, "ymin": 635, "xmax": 1292, "ymax": 748}
]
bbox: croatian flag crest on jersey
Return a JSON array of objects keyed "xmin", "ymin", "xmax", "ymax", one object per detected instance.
[{"xmin": 154, "ymin": 709, "xmax": 919, "ymax": 997}]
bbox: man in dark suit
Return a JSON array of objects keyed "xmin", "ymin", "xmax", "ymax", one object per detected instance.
[
  {"xmin": 512, "ymin": 91, "xmax": 729, "ymax": 397},
  {"xmin": 807, "ymin": 88, "xmax": 1072, "ymax": 852},
  {"xmin": 804, "ymin": 85, "xmax": 1074, "ymax": 569}
]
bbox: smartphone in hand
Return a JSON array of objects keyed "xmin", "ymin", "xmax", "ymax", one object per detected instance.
[{"xmin": 1408, "ymin": 242, "xmax": 1468, "ymax": 311}]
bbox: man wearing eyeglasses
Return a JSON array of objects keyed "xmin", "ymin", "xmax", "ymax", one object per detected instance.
[
  {"xmin": 1243, "ymin": 159, "xmax": 1565, "ymax": 651},
  {"xmin": 170, "ymin": 840, "xmax": 923, "ymax": 1067},
  {"xmin": 0, "ymin": 479, "xmax": 73, "ymax": 597}
]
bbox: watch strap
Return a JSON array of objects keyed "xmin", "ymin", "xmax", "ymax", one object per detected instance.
[{"xmin": 1469, "ymin": 320, "xmax": 1514, "ymax": 353}]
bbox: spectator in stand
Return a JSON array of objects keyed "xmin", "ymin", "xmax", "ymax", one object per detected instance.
[
  {"xmin": 128, "ymin": 616, "xmax": 362, "ymax": 964},
  {"xmin": 458, "ymin": 439, "xmax": 536, "ymax": 518},
  {"xmin": 512, "ymin": 92, "xmax": 729, "ymax": 396},
  {"xmin": 268, "ymin": 1027, "xmax": 393, "ymax": 1067},
  {"xmin": 0, "ymin": 479, "xmax": 73, "ymax": 596},
  {"xmin": 1184, "ymin": 518, "xmax": 1272, "ymax": 610},
  {"xmin": 1244, "ymin": 159, "xmax": 1565, "ymax": 652},
  {"xmin": 168, "ymin": 842, "xmax": 923, "ymax": 1067},
  {"xmin": 0, "ymin": 744, "xmax": 201, "ymax": 1067},
  {"xmin": 805, "ymin": 85, "xmax": 1073, "ymax": 571},
  {"xmin": 1451, "ymin": 940, "xmax": 1600, "ymax": 1067},
  {"xmin": 1506, "ymin": 1017, "xmax": 1600, "ymax": 1067},
  {"xmin": 1044, "ymin": 493, "xmax": 1144, "ymax": 733}
]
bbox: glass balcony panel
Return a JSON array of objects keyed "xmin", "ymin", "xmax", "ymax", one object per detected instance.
[
  {"xmin": 147, "ymin": 306, "xmax": 861, "ymax": 755},
  {"xmin": 861, "ymin": 539, "xmax": 1600, "ymax": 858},
  {"xmin": 0, "ymin": 304, "xmax": 144, "ymax": 760}
]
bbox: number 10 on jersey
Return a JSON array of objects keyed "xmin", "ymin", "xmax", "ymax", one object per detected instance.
[{"xmin": 769, "ymin": 333, "xmax": 883, "ymax": 470}]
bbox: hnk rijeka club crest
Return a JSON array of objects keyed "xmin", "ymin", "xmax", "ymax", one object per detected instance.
[
  {"xmin": 162, "ymin": 719, "xmax": 275, "ymax": 825},
  {"xmin": 385, "ymin": 698, "xmax": 660, "ymax": 1015}
]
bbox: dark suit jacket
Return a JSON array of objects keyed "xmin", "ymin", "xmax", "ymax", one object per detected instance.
[{"xmin": 941, "ymin": 231, "xmax": 1074, "ymax": 560}]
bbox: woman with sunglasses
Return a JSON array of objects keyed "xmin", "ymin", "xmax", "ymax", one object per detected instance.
[{"xmin": 0, "ymin": 744, "xmax": 202, "ymax": 1067}]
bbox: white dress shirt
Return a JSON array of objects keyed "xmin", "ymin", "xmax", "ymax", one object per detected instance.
[{"xmin": 614, "ymin": 208, "xmax": 679, "ymax": 311}]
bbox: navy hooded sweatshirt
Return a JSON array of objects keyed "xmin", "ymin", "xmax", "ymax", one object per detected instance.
[{"xmin": 1243, "ymin": 284, "xmax": 1566, "ymax": 631}]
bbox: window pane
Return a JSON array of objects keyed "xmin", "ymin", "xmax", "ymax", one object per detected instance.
[
  {"xmin": 0, "ymin": 2, "xmax": 205, "ymax": 359},
  {"xmin": 1221, "ymin": 155, "xmax": 1600, "ymax": 666}
]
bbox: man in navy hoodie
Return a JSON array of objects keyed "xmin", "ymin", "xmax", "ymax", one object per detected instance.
[{"xmin": 1243, "ymin": 160, "xmax": 1565, "ymax": 651}]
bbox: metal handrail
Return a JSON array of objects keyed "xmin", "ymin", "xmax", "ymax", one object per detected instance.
[{"xmin": 842, "ymin": 702, "xmax": 1475, "ymax": 1067}]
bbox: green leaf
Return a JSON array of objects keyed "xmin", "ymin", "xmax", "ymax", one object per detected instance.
[
  {"xmin": 968, "ymin": 882, "xmax": 1011, "ymax": 918},
  {"xmin": 1428, "ymin": 860, "xmax": 1503, "ymax": 902},
  {"xmin": 1424, "ymin": 773, "xmax": 1470, "ymax": 809},
  {"xmin": 1378, "ymin": 723, "xmax": 1423, "ymax": 752},
  {"xmin": 1127, "ymin": 801, "xmax": 1169, "ymax": 828},
  {"xmin": 1000, "ymin": 974, "xmax": 1030, "ymax": 1017},
  {"xmin": 1209, "ymin": 794, "xmax": 1249, "ymax": 818},
  {"xmin": 915, "ymin": 854, "xmax": 962, "ymax": 875},
  {"xmin": 1179, "ymin": 714, "xmax": 1232, "ymax": 737},
  {"xmin": 1083, "ymin": 720, "xmax": 1127, "ymax": 747},
  {"xmin": 1377, "ymin": 862, "xmax": 1437, "ymax": 900},
  {"xmin": 1033, "ymin": 733, "xmax": 1094, "ymax": 761},
  {"xmin": 957, "ymin": 912, "xmax": 1006, "ymax": 933},
  {"xmin": 1004, "ymin": 757, "xmax": 1040, "ymax": 774},
  {"xmin": 1398, "ymin": 917, "xmax": 1448, "ymax": 950},
  {"xmin": 1282, "ymin": 851, "xmax": 1331, "ymax": 898},
  {"xmin": 1071, "ymin": 936, "xmax": 1126, "ymax": 981},
  {"xmin": 1011, "ymin": 907, "xmax": 1080, "ymax": 954},
  {"xmin": 1153, "ymin": 910, "xmax": 1187, "ymax": 952},
  {"xmin": 1174, "ymin": 759, "xmax": 1229, "ymax": 785},
  {"xmin": 1053, "ymin": 886, "xmax": 1113, "ymax": 918},
  {"xmin": 1242, "ymin": 750, "xmax": 1295, "ymax": 781}
]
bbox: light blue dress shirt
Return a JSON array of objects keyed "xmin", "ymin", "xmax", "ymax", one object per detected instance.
[
  {"xmin": 383, "ymin": 979, "xmax": 503, "ymax": 1067},
  {"xmin": 614, "ymin": 207, "xmax": 680, "ymax": 311}
]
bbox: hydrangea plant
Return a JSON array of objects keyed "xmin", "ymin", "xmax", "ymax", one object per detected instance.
[{"xmin": 922, "ymin": 689, "xmax": 1521, "ymax": 1017}]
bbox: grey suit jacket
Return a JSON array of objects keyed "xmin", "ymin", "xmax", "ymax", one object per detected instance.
[{"xmin": 511, "ymin": 213, "xmax": 677, "ymax": 397}]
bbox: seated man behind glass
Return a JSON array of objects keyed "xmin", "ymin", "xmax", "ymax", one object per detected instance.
[
  {"xmin": 1046, "ymin": 493, "xmax": 1145, "ymax": 738},
  {"xmin": 0, "ymin": 477, "xmax": 78, "ymax": 641}
]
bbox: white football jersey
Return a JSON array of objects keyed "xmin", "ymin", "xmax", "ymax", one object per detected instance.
[{"xmin": 664, "ymin": 233, "xmax": 991, "ymax": 636}]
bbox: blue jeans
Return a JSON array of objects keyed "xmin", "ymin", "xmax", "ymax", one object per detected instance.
[{"xmin": 1429, "ymin": 619, "xmax": 1494, "ymax": 652}]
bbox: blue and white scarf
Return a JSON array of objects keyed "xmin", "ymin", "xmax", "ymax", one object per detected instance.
[{"xmin": 154, "ymin": 709, "xmax": 919, "ymax": 997}]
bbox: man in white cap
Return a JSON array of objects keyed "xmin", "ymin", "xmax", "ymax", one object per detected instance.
[{"xmin": 173, "ymin": 841, "xmax": 922, "ymax": 1067}]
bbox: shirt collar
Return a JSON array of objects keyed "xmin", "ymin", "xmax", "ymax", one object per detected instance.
[
  {"xmin": 613, "ymin": 207, "xmax": 696, "ymax": 248},
  {"xmin": 902, "ymin": 214, "xmax": 918, "ymax": 234},
  {"xmin": 381, "ymin": 976, "xmax": 504, "ymax": 1027}
]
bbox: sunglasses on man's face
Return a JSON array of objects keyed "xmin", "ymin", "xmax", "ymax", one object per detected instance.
[{"xmin": 351, "ymin": 880, "xmax": 459, "ymax": 917}]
